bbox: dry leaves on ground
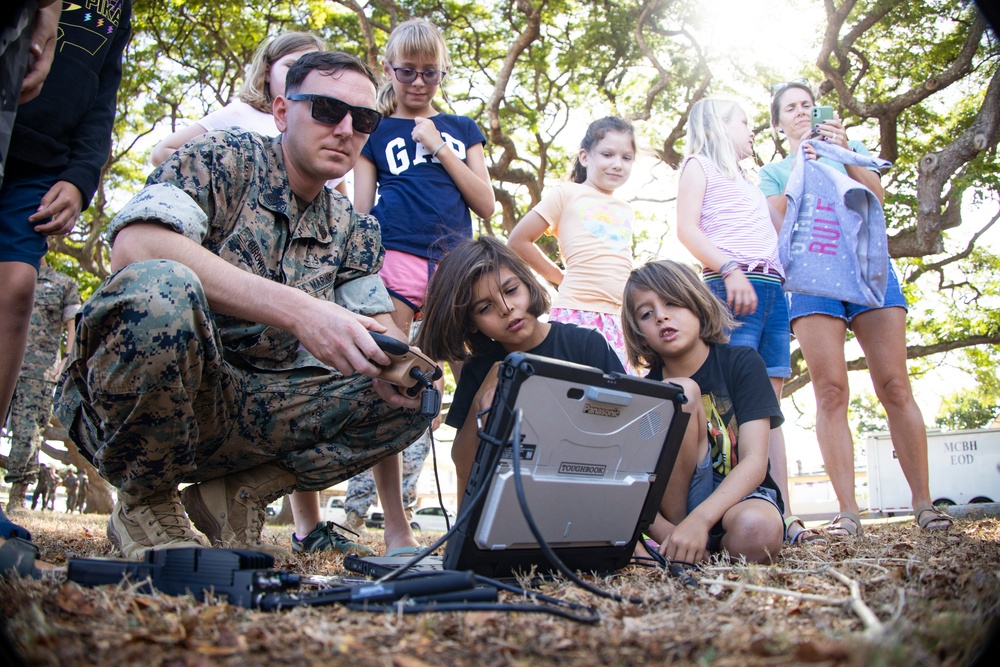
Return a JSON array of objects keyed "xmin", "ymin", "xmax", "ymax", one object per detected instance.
[{"xmin": 2, "ymin": 512, "xmax": 998, "ymax": 667}]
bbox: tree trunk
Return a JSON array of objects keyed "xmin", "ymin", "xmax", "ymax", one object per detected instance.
[
  {"xmin": 269, "ymin": 495, "xmax": 293, "ymax": 525},
  {"xmin": 43, "ymin": 424, "xmax": 114, "ymax": 514}
]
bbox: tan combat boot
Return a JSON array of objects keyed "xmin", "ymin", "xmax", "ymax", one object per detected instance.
[
  {"xmin": 107, "ymin": 489, "xmax": 209, "ymax": 560},
  {"xmin": 6, "ymin": 481, "xmax": 27, "ymax": 512},
  {"xmin": 181, "ymin": 465, "xmax": 297, "ymax": 558},
  {"xmin": 343, "ymin": 510, "xmax": 367, "ymax": 534}
]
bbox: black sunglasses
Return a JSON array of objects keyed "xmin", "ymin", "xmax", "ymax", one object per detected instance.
[
  {"xmin": 286, "ymin": 94, "xmax": 382, "ymax": 134},
  {"xmin": 389, "ymin": 65, "xmax": 446, "ymax": 86}
]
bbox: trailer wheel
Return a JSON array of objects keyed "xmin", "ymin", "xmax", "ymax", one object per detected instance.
[
  {"xmin": 933, "ymin": 498, "xmax": 955, "ymax": 507},
  {"xmin": 970, "ymin": 496, "xmax": 993, "ymax": 504}
]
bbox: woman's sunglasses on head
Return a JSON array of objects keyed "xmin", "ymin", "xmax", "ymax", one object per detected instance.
[
  {"xmin": 286, "ymin": 94, "xmax": 383, "ymax": 133},
  {"xmin": 769, "ymin": 78, "xmax": 810, "ymax": 95}
]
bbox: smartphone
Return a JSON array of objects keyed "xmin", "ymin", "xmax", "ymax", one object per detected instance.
[{"xmin": 811, "ymin": 106, "xmax": 835, "ymax": 130}]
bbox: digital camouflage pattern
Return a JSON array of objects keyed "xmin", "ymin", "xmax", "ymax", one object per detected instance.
[
  {"xmin": 55, "ymin": 129, "xmax": 423, "ymax": 505},
  {"xmin": 4, "ymin": 266, "xmax": 80, "ymax": 485},
  {"xmin": 345, "ymin": 429, "xmax": 430, "ymax": 516}
]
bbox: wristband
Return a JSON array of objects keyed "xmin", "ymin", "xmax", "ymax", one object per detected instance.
[
  {"xmin": 431, "ymin": 142, "xmax": 446, "ymax": 159},
  {"xmin": 719, "ymin": 260, "xmax": 740, "ymax": 278}
]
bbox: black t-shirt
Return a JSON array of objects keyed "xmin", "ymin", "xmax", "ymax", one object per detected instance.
[
  {"xmin": 445, "ymin": 321, "xmax": 625, "ymax": 430},
  {"xmin": 647, "ymin": 344, "xmax": 784, "ymax": 507}
]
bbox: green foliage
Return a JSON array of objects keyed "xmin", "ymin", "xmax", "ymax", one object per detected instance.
[
  {"xmin": 935, "ymin": 392, "xmax": 1000, "ymax": 431},
  {"xmin": 849, "ymin": 392, "xmax": 889, "ymax": 439}
]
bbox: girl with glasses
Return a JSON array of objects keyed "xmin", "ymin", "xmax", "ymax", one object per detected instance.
[{"xmin": 348, "ymin": 18, "xmax": 495, "ymax": 540}]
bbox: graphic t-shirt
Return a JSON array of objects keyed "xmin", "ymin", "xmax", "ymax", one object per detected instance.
[
  {"xmin": 361, "ymin": 114, "xmax": 487, "ymax": 260},
  {"xmin": 647, "ymin": 344, "xmax": 783, "ymax": 506},
  {"xmin": 531, "ymin": 182, "xmax": 634, "ymax": 313}
]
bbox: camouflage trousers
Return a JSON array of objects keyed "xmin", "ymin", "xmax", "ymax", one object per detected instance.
[
  {"xmin": 344, "ymin": 429, "xmax": 431, "ymax": 516},
  {"xmin": 4, "ymin": 377, "xmax": 54, "ymax": 484},
  {"xmin": 54, "ymin": 260, "xmax": 425, "ymax": 506}
]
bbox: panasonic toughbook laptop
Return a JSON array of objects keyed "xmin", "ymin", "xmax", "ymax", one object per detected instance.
[{"xmin": 441, "ymin": 352, "xmax": 689, "ymax": 579}]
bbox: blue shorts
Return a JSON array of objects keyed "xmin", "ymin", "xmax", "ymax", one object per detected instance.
[
  {"xmin": 787, "ymin": 263, "xmax": 907, "ymax": 328},
  {"xmin": 687, "ymin": 445, "xmax": 783, "ymax": 552},
  {"xmin": 707, "ymin": 273, "xmax": 791, "ymax": 378},
  {"xmin": 0, "ymin": 172, "xmax": 59, "ymax": 269}
]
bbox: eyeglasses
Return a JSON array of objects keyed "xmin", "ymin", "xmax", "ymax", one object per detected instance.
[
  {"xmin": 286, "ymin": 94, "xmax": 383, "ymax": 134},
  {"xmin": 389, "ymin": 64, "xmax": 446, "ymax": 86},
  {"xmin": 769, "ymin": 78, "xmax": 810, "ymax": 95}
]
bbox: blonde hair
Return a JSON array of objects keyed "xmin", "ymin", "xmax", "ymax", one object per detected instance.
[
  {"xmin": 376, "ymin": 18, "xmax": 450, "ymax": 116},
  {"xmin": 621, "ymin": 260, "xmax": 736, "ymax": 373},
  {"xmin": 238, "ymin": 31, "xmax": 327, "ymax": 113},
  {"xmin": 684, "ymin": 98, "xmax": 745, "ymax": 181}
]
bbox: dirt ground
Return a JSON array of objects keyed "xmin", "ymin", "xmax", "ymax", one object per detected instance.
[{"xmin": 1, "ymin": 511, "xmax": 998, "ymax": 667}]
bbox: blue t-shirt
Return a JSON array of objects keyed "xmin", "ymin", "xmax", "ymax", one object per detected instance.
[
  {"xmin": 758, "ymin": 139, "xmax": 872, "ymax": 197},
  {"xmin": 360, "ymin": 114, "xmax": 487, "ymax": 260}
]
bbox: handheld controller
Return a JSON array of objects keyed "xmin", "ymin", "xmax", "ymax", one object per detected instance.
[{"xmin": 369, "ymin": 332, "xmax": 443, "ymax": 416}]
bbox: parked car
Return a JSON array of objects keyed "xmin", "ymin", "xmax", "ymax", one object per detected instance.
[
  {"xmin": 320, "ymin": 496, "xmax": 349, "ymax": 525},
  {"xmin": 409, "ymin": 506, "xmax": 456, "ymax": 533},
  {"xmin": 365, "ymin": 505, "xmax": 384, "ymax": 529}
]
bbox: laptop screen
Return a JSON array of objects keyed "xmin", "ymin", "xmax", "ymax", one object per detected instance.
[{"xmin": 442, "ymin": 352, "xmax": 688, "ymax": 578}]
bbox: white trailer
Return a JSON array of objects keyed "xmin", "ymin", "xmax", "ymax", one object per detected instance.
[{"xmin": 866, "ymin": 427, "xmax": 1000, "ymax": 513}]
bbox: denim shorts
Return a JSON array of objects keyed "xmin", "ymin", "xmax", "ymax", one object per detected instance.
[
  {"xmin": 787, "ymin": 263, "xmax": 907, "ymax": 328},
  {"xmin": 707, "ymin": 273, "xmax": 791, "ymax": 378},
  {"xmin": 687, "ymin": 444, "xmax": 783, "ymax": 552},
  {"xmin": 0, "ymin": 172, "xmax": 59, "ymax": 269}
]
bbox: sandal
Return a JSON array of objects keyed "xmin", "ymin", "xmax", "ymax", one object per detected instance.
[
  {"xmin": 784, "ymin": 515, "xmax": 825, "ymax": 545},
  {"xmin": 825, "ymin": 511, "xmax": 862, "ymax": 537},
  {"xmin": 914, "ymin": 505, "xmax": 953, "ymax": 531}
]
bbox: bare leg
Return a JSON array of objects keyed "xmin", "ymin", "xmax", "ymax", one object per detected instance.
[
  {"xmin": 720, "ymin": 498, "xmax": 784, "ymax": 564},
  {"xmin": 851, "ymin": 307, "xmax": 934, "ymax": 510},
  {"xmin": 792, "ymin": 314, "xmax": 860, "ymax": 518},
  {"xmin": 372, "ymin": 453, "xmax": 419, "ymax": 553},
  {"xmin": 767, "ymin": 377, "xmax": 791, "ymax": 517},
  {"xmin": 0, "ymin": 262, "xmax": 37, "ymax": 420},
  {"xmin": 290, "ymin": 491, "xmax": 321, "ymax": 537},
  {"xmin": 649, "ymin": 377, "xmax": 707, "ymax": 545}
]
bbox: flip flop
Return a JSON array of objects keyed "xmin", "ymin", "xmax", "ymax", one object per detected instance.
[
  {"xmin": 824, "ymin": 511, "xmax": 862, "ymax": 537},
  {"xmin": 385, "ymin": 545, "xmax": 424, "ymax": 558},
  {"xmin": 914, "ymin": 505, "xmax": 953, "ymax": 531},
  {"xmin": 784, "ymin": 515, "xmax": 825, "ymax": 545}
]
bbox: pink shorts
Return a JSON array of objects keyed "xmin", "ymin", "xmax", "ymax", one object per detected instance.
[
  {"xmin": 379, "ymin": 250, "xmax": 436, "ymax": 312},
  {"xmin": 549, "ymin": 307, "xmax": 636, "ymax": 375}
]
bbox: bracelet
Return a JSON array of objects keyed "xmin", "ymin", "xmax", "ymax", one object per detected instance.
[
  {"xmin": 719, "ymin": 260, "xmax": 740, "ymax": 278},
  {"xmin": 431, "ymin": 142, "xmax": 446, "ymax": 159}
]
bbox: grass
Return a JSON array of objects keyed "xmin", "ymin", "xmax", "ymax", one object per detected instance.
[{"xmin": 1, "ymin": 510, "xmax": 998, "ymax": 666}]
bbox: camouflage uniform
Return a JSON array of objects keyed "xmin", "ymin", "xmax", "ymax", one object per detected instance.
[
  {"xmin": 345, "ymin": 429, "xmax": 430, "ymax": 516},
  {"xmin": 4, "ymin": 265, "xmax": 80, "ymax": 486},
  {"xmin": 74, "ymin": 468, "xmax": 89, "ymax": 513},
  {"xmin": 30, "ymin": 463, "xmax": 55, "ymax": 510},
  {"xmin": 62, "ymin": 467, "xmax": 79, "ymax": 513},
  {"xmin": 55, "ymin": 130, "xmax": 425, "ymax": 506}
]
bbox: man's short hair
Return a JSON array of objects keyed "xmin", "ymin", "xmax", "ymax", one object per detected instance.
[{"xmin": 284, "ymin": 51, "xmax": 378, "ymax": 95}]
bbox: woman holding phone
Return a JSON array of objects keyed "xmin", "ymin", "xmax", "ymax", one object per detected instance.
[{"xmin": 757, "ymin": 80, "xmax": 951, "ymax": 538}]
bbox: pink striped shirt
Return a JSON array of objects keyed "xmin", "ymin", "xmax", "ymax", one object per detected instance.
[{"xmin": 683, "ymin": 154, "xmax": 783, "ymax": 277}]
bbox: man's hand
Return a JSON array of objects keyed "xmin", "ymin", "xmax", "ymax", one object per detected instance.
[
  {"xmin": 19, "ymin": 1, "xmax": 61, "ymax": 104},
  {"xmin": 293, "ymin": 304, "xmax": 394, "ymax": 377},
  {"xmin": 29, "ymin": 181, "xmax": 83, "ymax": 236},
  {"xmin": 371, "ymin": 378, "xmax": 422, "ymax": 411}
]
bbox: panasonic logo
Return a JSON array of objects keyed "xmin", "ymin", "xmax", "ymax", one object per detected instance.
[
  {"xmin": 583, "ymin": 403, "xmax": 620, "ymax": 418},
  {"xmin": 558, "ymin": 462, "xmax": 607, "ymax": 476}
]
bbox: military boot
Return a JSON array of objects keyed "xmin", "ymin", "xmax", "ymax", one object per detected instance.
[
  {"xmin": 6, "ymin": 482, "xmax": 27, "ymax": 512},
  {"xmin": 181, "ymin": 465, "xmax": 297, "ymax": 558},
  {"xmin": 107, "ymin": 489, "xmax": 209, "ymax": 560},
  {"xmin": 343, "ymin": 510, "xmax": 367, "ymax": 534}
]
